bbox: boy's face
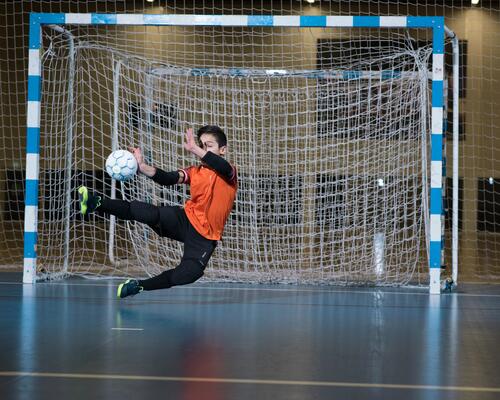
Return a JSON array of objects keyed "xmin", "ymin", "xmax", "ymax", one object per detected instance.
[{"xmin": 199, "ymin": 133, "xmax": 226, "ymax": 156}]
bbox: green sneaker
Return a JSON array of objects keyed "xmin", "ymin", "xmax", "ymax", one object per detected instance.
[
  {"xmin": 78, "ymin": 186, "xmax": 101, "ymax": 215},
  {"xmin": 117, "ymin": 279, "xmax": 143, "ymax": 299}
]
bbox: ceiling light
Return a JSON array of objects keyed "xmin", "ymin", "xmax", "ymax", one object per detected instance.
[
  {"xmin": 306, "ymin": 0, "xmax": 315, "ymax": 4},
  {"xmin": 471, "ymin": 0, "xmax": 480, "ymax": 4}
]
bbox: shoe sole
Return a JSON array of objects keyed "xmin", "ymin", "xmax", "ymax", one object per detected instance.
[
  {"xmin": 78, "ymin": 186, "xmax": 88, "ymax": 215},
  {"xmin": 117, "ymin": 279, "xmax": 131, "ymax": 299}
]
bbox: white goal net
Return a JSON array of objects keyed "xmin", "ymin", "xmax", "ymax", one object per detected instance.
[{"xmin": 37, "ymin": 24, "xmax": 432, "ymax": 285}]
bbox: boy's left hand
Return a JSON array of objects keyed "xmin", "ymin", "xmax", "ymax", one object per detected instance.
[{"xmin": 184, "ymin": 128, "xmax": 198, "ymax": 153}]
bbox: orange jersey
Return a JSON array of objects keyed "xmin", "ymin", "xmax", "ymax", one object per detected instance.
[{"xmin": 181, "ymin": 164, "xmax": 237, "ymax": 240}]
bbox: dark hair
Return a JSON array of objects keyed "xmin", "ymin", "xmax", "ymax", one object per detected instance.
[{"xmin": 197, "ymin": 125, "xmax": 227, "ymax": 147}]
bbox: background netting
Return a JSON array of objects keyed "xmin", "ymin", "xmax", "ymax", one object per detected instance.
[
  {"xmin": 2, "ymin": 1, "xmax": 499, "ymax": 284},
  {"xmin": 38, "ymin": 26, "xmax": 431, "ymax": 285}
]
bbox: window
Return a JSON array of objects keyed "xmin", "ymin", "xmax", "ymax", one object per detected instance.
[
  {"xmin": 316, "ymin": 38, "xmax": 426, "ymax": 141},
  {"xmin": 128, "ymin": 101, "xmax": 179, "ymax": 131},
  {"xmin": 315, "ymin": 174, "xmax": 345, "ymax": 229},
  {"xmin": 477, "ymin": 178, "xmax": 500, "ymax": 232},
  {"xmin": 4, "ymin": 170, "xmax": 24, "ymax": 221}
]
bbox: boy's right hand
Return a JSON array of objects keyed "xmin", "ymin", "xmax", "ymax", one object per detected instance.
[
  {"xmin": 128, "ymin": 146, "xmax": 156, "ymax": 177},
  {"xmin": 128, "ymin": 147, "xmax": 144, "ymax": 167}
]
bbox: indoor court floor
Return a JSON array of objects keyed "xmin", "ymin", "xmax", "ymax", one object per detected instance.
[{"xmin": 1, "ymin": 272, "xmax": 500, "ymax": 400}]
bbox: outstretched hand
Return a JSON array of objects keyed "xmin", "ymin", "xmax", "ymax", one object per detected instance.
[
  {"xmin": 128, "ymin": 146, "xmax": 156, "ymax": 177},
  {"xmin": 183, "ymin": 128, "xmax": 198, "ymax": 153},
  {"xmin": 184, "ymin": 128, "xmax": 207, "ymax": 159},
  {"xmin": 128, "ymin": 146, "xmax": 144, "ymax": 166}
]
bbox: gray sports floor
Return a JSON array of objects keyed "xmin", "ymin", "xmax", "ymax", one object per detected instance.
[{"xmin": 1, "ymin": 272, "xmax": 500, "ymax": 400}]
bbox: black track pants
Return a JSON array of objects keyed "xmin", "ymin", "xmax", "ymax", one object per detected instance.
[{"xmin": 98, "ymin": 199, "xmax": 217, "ymax": 290}]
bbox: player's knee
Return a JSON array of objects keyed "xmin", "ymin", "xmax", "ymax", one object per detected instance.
[{"xmin": 170, "ymin": 259, "xmax": 204, "ymax": 286}]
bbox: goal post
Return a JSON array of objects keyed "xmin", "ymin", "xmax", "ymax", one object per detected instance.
[{"xmin": 24, "ymin": 13, "xmax": 447, "ymax": 293}]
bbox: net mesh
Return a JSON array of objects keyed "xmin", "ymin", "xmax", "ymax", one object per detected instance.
[
  {"xmin": 1, "ymin": 1, "xmax": 499, "ymax": 284},
  {"xmin": 37, "ymin": 26, "xmax": 431, "ymax": 285}
]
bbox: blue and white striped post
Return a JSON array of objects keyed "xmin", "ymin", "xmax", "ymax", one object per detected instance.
[
  {"xmin": 24, "ymin": 13, "xmax": 445, "ymax": 293},
  {"xmin": 430, "ymin": 18, "xmax": 445, "ymax": 294},
  {"xmin": 24, "ymin": 14, "xmax": 43, "ymax": 283}
]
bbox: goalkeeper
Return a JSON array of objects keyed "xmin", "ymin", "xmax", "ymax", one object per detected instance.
[{"xmin": 77, "ymin": 125, "xmax": 238, "ymax": 298}]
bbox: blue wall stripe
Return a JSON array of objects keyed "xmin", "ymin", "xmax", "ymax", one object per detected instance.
[
  {"xmin": 431, "ymin": 134, "xmax": 443, "ymax": 161},
  {"xmin": 26, "ymin": 128, "xmax": 40, "ymax": 153},
  {"xmin": 354, "ymin": 16, "xmax": 380, "ymax": 27},
  {"xmin": 27, "ymin": 76, "xmax": 41, "ymax": 101},
  {"xmin": 24, "ymin": 232, "xmax": 37, "ymax": 258},
  {"xmin": 247, "ymin": 15, "xmax": 273, "ymax": 26},
  {"xmin": 300, "ymin": 16, "xmax": 326, "ymax": 27},
  {"xmin": 429, "ymin": 242, "xmax": 441, "ymax": 268},
  {"xmin": 430, "ymin": 188, "xmax": 442, "ymax": 215},
  {"xmin": 432, "ymin": 81, "xmax": 444, "ymax": 107},
  {"xmin": 91, "ymin": 14, "xmax": 117, "ymax": 24},
  {"xmin": 25, "ymin": 180, "xmax": 39, "ymax": 206}
]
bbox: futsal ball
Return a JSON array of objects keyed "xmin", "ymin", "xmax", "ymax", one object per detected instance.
[{"xmin": 105, "ymin": 150, "xmax": 138, "ymax": 181}]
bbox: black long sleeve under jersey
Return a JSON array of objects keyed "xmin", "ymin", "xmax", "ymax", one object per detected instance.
[{"xmin": 151, "ymin": 152, "xmax": 235, "ymax": 187}]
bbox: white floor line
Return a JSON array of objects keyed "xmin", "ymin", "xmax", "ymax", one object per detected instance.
[
  {"xmin": 0, "ymin": 371, "xmax": 499, "ymax": 393},
  {"xmin": 2, "ymin": 281, "xmax": 500, "ymax": 298},
  {"xmin": 111, "ymin": 327, "xmax": 143, "ymax": 331}
]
